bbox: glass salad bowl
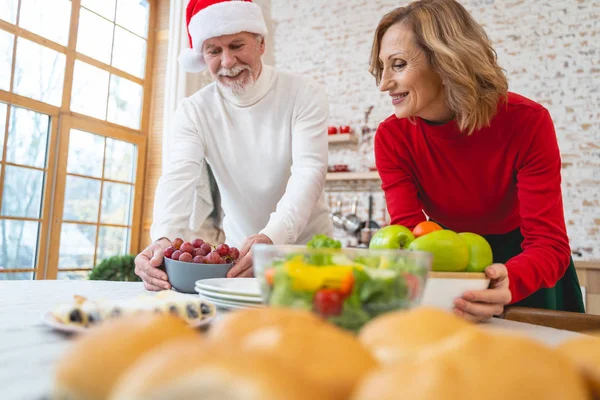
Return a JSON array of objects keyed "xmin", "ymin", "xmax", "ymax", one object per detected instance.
[{"xmin": 252, "ymin": 244, "xmax": 432, "ymax": 331}]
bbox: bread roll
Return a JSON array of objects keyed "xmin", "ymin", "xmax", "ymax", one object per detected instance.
[
  {"xmin": 358, "ymin": 306, "xmax": 474, "ymax": 364},
  {"xmin": 110, "ymin": 338, "xmax": 331, "ymax": 400},
  {"xmin": 51, "ymin": 313, "xmax": 201, "ymax": 400},
  {"xmin": 352, "ymin": 329, "xmax": 589, "ymax": 400},
  {"xmin": 557, "ymin": 335, "xmax": 600, "ymax": 397},
  {"xmin": 208, "ymin": 308, "xmax": 377, "ymax": 400}
]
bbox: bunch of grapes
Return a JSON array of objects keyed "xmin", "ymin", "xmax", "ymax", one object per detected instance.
[{"xmin": 163, "ymin": 237, "xmax": 240, "ymax": 265}]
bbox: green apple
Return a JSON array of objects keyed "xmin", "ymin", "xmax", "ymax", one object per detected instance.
[
  {"xmin": 458, "ymin": 232, "xmax": 493, "ymax": 272},
  {"xmin": 408, "ymin": 230, "xmax": 468, "ymax": 272},
  {"xmin": 369, "ymin": 225, "xmax": 415, "ymax": 249}
]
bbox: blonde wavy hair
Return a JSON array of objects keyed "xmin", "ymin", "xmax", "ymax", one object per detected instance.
[{"xmin": 369, "ymin": 0, "xmax": 508, "ymax": 134}]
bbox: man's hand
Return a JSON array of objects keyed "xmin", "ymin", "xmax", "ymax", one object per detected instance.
[
  {"xmin": 135, "ymin": 238, "xmax": 172, "ymax": 291},
  {"xmin": 453, "ymin": 263, "xmax": 512, "ymax": 322},
  {"xmin": 227, "ymin": 234, "xmax": 273, "ymax": 278}
]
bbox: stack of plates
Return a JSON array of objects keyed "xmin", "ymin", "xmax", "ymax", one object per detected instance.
[{"xmin": 195, "ymin": 278, "xmax": 265, "ymax": 310}]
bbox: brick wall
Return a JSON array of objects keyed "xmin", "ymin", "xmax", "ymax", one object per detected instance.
[{"xmin": 270, "ymin": 0, "xmax": 599, "ymax": 258}]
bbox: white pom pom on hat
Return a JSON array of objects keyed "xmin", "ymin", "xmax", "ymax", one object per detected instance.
[{"xmin": 178, "ymin": 0, "xmax": 268, "ymax": 73}]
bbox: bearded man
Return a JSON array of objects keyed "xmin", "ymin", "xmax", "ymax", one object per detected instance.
[{"xmin": 135, "ymin": 0, "xmax": 333, "ymax": 290}]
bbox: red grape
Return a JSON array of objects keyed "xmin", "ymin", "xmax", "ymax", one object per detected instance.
[
  {"xmin": 230, "ymin": 247, "xmax": 240, "ymax": 260},
  {"xmin": 192, "ymin": 238, "xmax": 204, "ymax": 248},
  {"xmin": 193, "ymin": 248, "xmax": 204, "ymax": 257},
  {"xmin": 207, "ymin": 251, "xmax": 223, "ymax": 264},
  {"xmin": 172, "ymin": 238, "xmax": 184, "ymax": 250},
  {"xmin": 199, "ymin": 243, "xmax": 212, "ymax": 256},
  {"xmin": 193, "ymin": 255, "xmax": 206, "ymax": 263},
  {"xmin": 164, "ymin": 246, "xmax": 176, "ymax": 259},
  {"xmin": 216, "ymin": 243, "xmax": 230, "ymax": 257},
  {"xmin": 180, "ymin": 242, "xmax": 195, "ymax": 254},
  {"xmin": 179, "ymin": 252, "xmax": 193, "ymax": 262},
  {"xmin": 171, "ymin": 250, "xmax": 182, "ymax": 261}
]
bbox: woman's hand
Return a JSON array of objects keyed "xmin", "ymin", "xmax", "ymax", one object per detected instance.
[{"xmin": 453, "ymin": 263, "xmax": 512, "ymax": 322}]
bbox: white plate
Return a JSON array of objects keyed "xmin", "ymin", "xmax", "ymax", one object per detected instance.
[
  {"xmin": 41, "ymin": 311, "xmax": 216, "ymax": 334},
  {"xmin": 199, "ymin": 295, "xmax": 265, "ymax": 311},
  {"xmin": 195, "ymin": 278, "xmax": 261, "ymax": 297},
  {"xmin": 195, "ymin": 287, "xmax": 263, "ymax": 304}
]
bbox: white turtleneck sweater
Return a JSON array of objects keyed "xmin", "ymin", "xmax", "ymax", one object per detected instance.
[{"xmin": 150, "ymin": 64, "xmax": 333, "ymax": 248}]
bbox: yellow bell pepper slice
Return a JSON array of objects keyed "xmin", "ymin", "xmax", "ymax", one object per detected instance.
[{"xmin": 283, "ymin": 258, "xmax": 355, "ymax": 292}]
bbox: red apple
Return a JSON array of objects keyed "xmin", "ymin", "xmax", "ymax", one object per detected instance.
[
  {"xmin": 340, "ymin": 125, "xmax": 351, "ymax": 134},
  {"xmin": 328, "ymin": 126, "xmax": 338, "ymax": 135}
]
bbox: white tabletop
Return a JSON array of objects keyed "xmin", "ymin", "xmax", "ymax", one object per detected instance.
[{"xmin": 0, "ymin": 280, "xmax": 582, "ymax": 400}]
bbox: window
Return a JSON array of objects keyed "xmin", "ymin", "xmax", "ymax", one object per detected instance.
[
  {"xmin": 0, "ymin": 104, "xmax": 49, "ymax": 280},
  {"xmin": 0, "ymin": 0, "xmax": 154, "ymax": 280}
]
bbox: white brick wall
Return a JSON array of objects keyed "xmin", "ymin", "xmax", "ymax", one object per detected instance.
[{"xmin": 269, "ymin": 0, "xmax": 599, "ymax": 258}]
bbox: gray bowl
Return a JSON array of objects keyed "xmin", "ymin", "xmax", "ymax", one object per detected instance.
[{"xmin": 164, "ymin": 257, "xmax": 234, "ymax": 294}]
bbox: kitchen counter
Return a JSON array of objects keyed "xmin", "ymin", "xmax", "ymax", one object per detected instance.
[{"xmin": 0, "ymin": 280, "xmax": 582, "ymax": 400}]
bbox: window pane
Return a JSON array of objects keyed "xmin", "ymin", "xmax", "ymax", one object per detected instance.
[
  {"xmin": 1, "ymin": 166, "xmax": 44, "ymax": 218},
  {"xmin": 100, "ymin": 182, "xmax": 132, "ymax": 225},
  {"xmin": 6, "ymin": 107, "xmax": 49, "ymax": 168},
  {"xmin": 107, "ymin": 75, "xmax": 142, "ymax": 129},
  {"xmin": 0, "ymin": 30, "xmax": 13, "ymax": 91},
  {"xmin": 58, "ymin": 223, "xmax": 96, "ymax": 269},
  {"xmin": 0, "ymin": 0, "xmax": 19, "ymax": 24},
  {"xmin": 96, "ymin": 226, "xmax": 128, "ymax": 263},
  {"xmin": 63, "ymin": 175, "xmax": 101, "ymax": 223},
  {"xmin": 112, "ymin": 27, "xmax": 146, "ymax": 78},
  {"xmin": 67, "ymin": 129, "xmax": 104, "ymax": 177},
  {"xmin": 104, "ymin": 138, "xmax": 135, "ymax": 182},
  {"xmin": 116, "ymin": 0, "xmax": 149, "ymax": 38},
  {"xmin": 76, "ymin": 8, "xmax": 114, "ymax": 65},
  {"xmin": 57, "ymin": 270, "xmax": 90, "ymax": 280},
  {"xmin": 13, "ymin": 38, "xmax": 65, "ymax": 106},
  {"xmin": 71, "ymin": 61, "xmax": 109, "ymax": 120},
  {"xmin": 0, "ymin": 219, "xmax": 39, "ymax": 270},
  {"xmin": 19, "ymin": 0, "xmax": 71, "ymax": 46},
  {"xmin": 0, "ymin": 103, "xmax": 6, "ymax": 159},
  {"xmin": 81, "ymin": 0, "xmax": 116, "ymax": 21},
  {"xmin": 0, "ymin": 271, "xmax": 35, "ymax": 280}
]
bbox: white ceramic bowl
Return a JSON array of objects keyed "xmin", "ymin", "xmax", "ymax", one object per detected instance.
[{"xmin": 420, "ymin": 272, "xmax": 490, "ymax": 311}]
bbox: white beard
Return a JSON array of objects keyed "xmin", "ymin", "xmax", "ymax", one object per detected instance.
[{"xmin": 217, "ymin": 65, "xmax": 255, "ymax": 96}]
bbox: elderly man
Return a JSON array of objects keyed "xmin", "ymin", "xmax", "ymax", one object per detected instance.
[{"xmin": 135, "ymin": 0, "xmax": 333, "ymax": 291}]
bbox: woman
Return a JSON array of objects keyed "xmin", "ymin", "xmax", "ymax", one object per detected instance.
[{"xmin": 370, "ymin": 0, "xmax": 584, "ymax": 322}]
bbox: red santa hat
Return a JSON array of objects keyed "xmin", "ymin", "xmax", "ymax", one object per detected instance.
[{"xmin": 178, "ymin": 0, "xmax": 268, "ymax": 73}]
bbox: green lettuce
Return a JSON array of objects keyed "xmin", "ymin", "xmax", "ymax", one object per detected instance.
[
  {"xmin": 306, "ymin": 234, "xmax": 342, "ymax": 266},
  {"xmin": 268, "ymin": 269, "xmax": 314, "ymax": 311}
]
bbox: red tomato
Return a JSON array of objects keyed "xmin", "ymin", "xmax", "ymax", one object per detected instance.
[
  {"xmin": 339, "ymin": 125, "xmax": 351, "ymax": 134},
  {"xmin": 328, "ymin": 126, "xmax": 338, "ymax": 135},
  {"xmin": 314, "ymin": 289, "xmax": 344, "ymax": 317}
]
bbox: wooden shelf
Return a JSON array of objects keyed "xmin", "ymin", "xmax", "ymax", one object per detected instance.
[
  {"xmin": 326, "ymin": 171, "xmax": 380, "ymax": 181},
  {"xmin": 328, "ymin": 133, "xmax": 358, "ymax": 144}
]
